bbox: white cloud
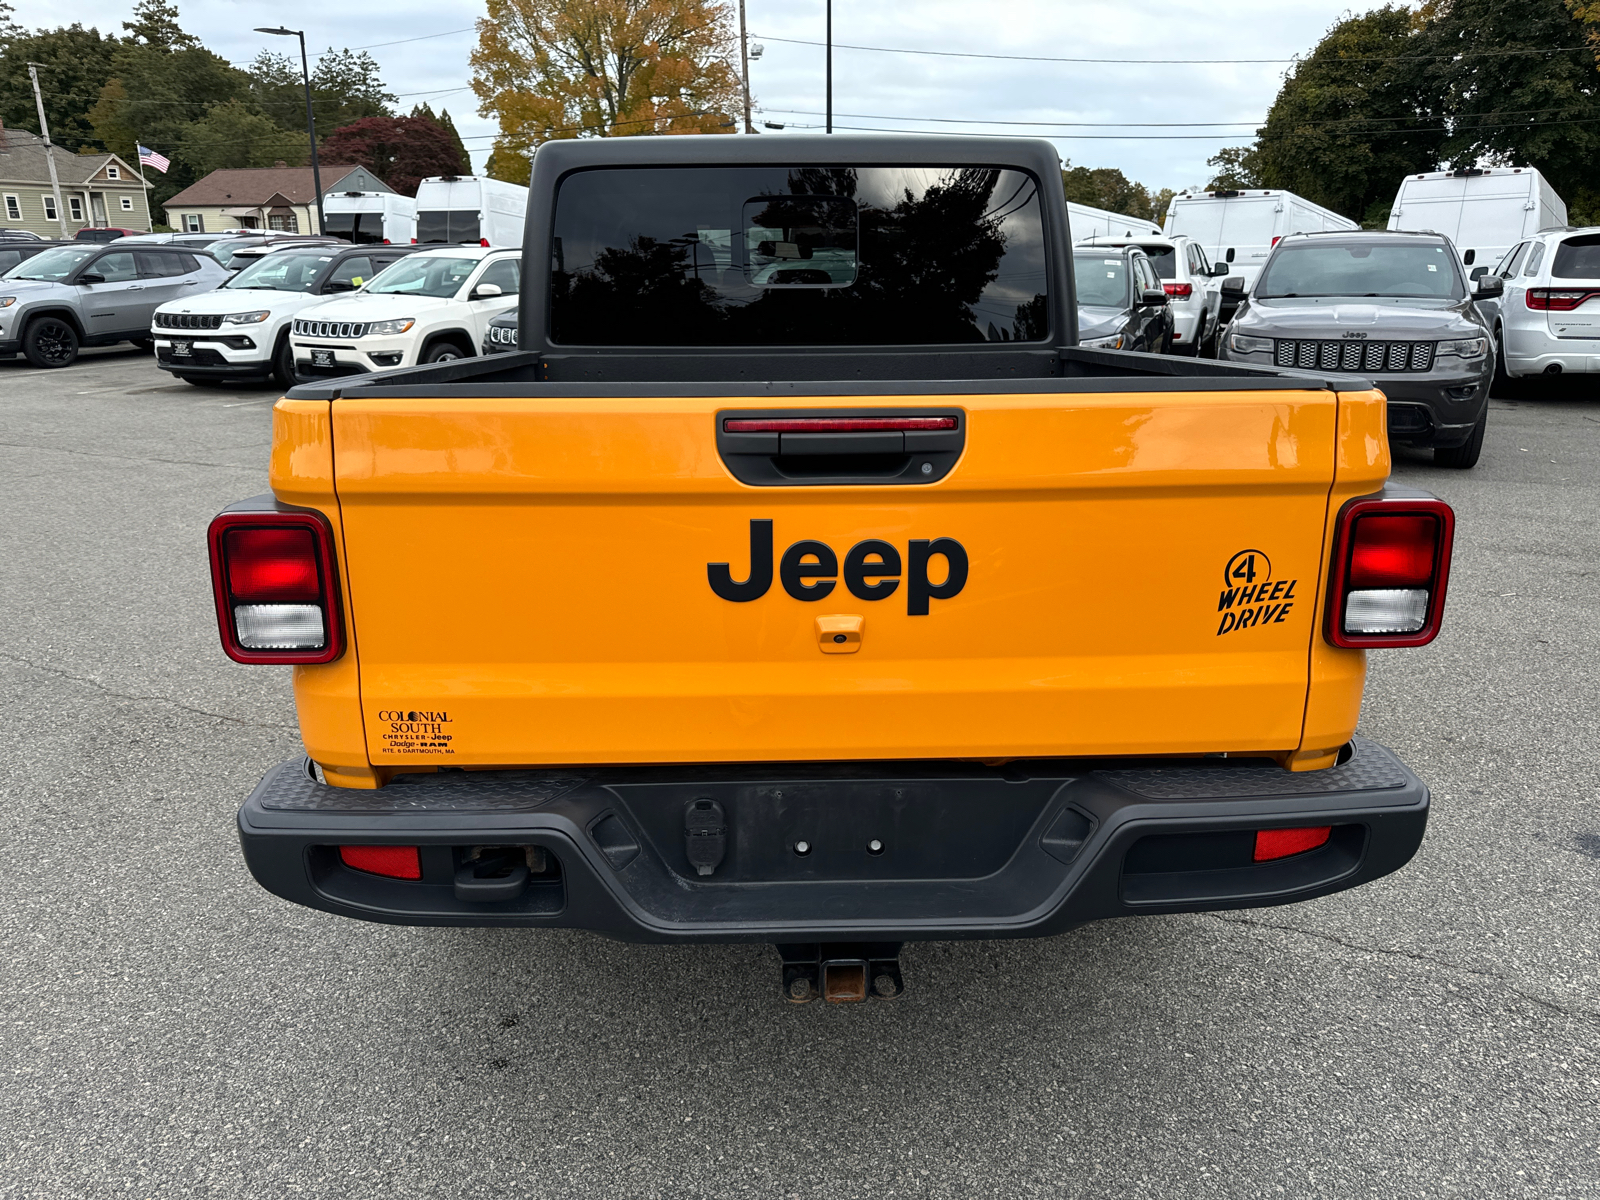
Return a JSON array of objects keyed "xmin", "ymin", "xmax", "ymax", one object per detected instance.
[{"xmin": 12, "ymin": 0, "xmax": 1393, "ymax": 189}]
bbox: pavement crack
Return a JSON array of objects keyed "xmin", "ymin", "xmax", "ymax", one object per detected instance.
[
  {"xmin": 0, "ymin": 440, "xmax": 253, "ymax": 471},
  {"xmin": 0, "ymin": 650, "xmax": 297, "ymax": 733},
  {"xmin": 1208, "ymin": 912, "xmax": 1598, "ymax": 1022}
]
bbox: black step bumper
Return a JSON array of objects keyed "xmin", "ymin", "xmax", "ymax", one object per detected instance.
[{"xmin": 237, "ymin": 739, "xmax": 1429, "ymax": 943}]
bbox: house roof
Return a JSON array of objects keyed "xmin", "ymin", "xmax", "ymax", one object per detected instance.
[
  {"xmin": 0, "ymin": 128, "xmax": 143, "ymax": 187},
  {"xmin": 163, "ymin": 165, "xmax": 372, "ymax": 208}
]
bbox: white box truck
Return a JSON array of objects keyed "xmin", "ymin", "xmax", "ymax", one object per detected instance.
[
  {"xmin": 1386, "ymin": 167, "xmax": 1567, "ymax": 277},
  {"xmin": 1163, "ymin": 188, "xmax": 1359, "ymax": 287},
  {"xmin": 413, "ymin": 176, "xmax": 529, "ymax": 248},
  {"xmin": 323, "ymin": 190, "xmax": 417, "ymax": 245},
  {"xmin": 1067, "ymin": 201, "xmax": 1163, "ymax": 240}
]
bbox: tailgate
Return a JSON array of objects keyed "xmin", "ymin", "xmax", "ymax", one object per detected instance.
[{"xmin": 331, "ymin": 389, "xmax": 1338, "ymax": 766}]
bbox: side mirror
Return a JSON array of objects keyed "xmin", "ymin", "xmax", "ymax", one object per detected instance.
[
  {"xmin": 471, "ymin": 282, "xmax": 504, "ymax": 299},
  {"xmin": 1474, "ymin": 274, "xmax": 1504, "ymax": 298},
  {"xmin": 1220, "ymin": 276, "xmax": 1246, "ymax": 296},
  {"xmin": 323, "ymin": 278, "xmax": 356, "ymax": 293},
  {"xmin": 1210, "ymin": 263, "xmax": 1230, "ymax": 277},
  {"xmin": 1141, "ymin": 287, "xmax": 1169, "ymax": 307},
  {"xmin": 75, "ymin": 272, "xmax": 106, "ymax": 284}
]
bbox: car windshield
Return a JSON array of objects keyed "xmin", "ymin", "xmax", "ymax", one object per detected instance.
[
  {"xmin": 1073, "ymin": 254, "xmax": 1130, "ymax": 307},
  {"xmin": 225, "ymin": 250, "xmax": 336, "ymax": 292},
  {"xmin": 3, "ymin": 245, "xmax": 99, "ymax": 280},
  {"xmin": 363, "ymin": 255, "xmax": 478, "ymax": 297},
  {"xmin": 209, "ymin": 241, "xmax": 267, "ymax": 269},
  {"xmin": 1257, "ymin": 242, "xmax": 1464, "ymax": 299}
]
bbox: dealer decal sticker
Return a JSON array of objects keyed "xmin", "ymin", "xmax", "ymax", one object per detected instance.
[
  {"xmin": 1216, "ymin": 549, "xmax": 1298, "ymax": 636},
  {"xmin": 376, "ymin": 709, "xmax": 456, "ymax": 755}
]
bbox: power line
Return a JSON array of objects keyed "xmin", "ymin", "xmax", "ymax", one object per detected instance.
[
  {"xmin": 751, "ymin": 31, "xmax": 1593, "ymax": 66},
  {"xmin": 759, "ymin": 104, "xmax": 1592, "ymax": 131},
  {"xmin": 768, "ymin": 115, "xmax": 1600, "ymax": 140}
]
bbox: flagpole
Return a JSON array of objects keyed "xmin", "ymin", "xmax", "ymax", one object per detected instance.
[{"xmin": 134, "ymin": 137, "xmax": 151, "ymax": 232}]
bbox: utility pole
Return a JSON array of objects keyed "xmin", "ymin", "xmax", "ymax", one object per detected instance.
[
  {"xmin": 27, "ymin": 64, "xmax": 70, "ymax": 238},
  {"xmin": 738, "ymin": 0, "xmax": 754, "ymax": 134},
  {"xmin": 826, "ymin": 0, "xmax": 833, "ymax": 134}
]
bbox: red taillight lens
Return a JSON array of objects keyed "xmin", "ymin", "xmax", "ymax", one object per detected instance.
[
  {"xmin": 1163, "ymin": 282, "xmax": 1193, "ymax": 298},
  {"xmin": 1348, "ymin": 514, "xmax": 1437, "ymax": 587},
  {"xmin": 1254, "ymin": 826, "xmax": 1331, "ymax": 862},
  {"xmin": 1271, "ymin": 236, "xmax": 1281, "ymax": 247},
  {"xmin": 1325, "ymin": 496, "xmax": 1454, "ymax": 649},
  {"xmin": 208, "ymin": 509, "xmax": 344, "ymax": 664},
  {"xmin": 339, "ymin": 845, "xmax": 422, "ymax": 879},
  {"xmin": 1526, "ymin": 288, "xmax": 1598, "ymax": 311},
  {"xmin": 724, "ymin": 416, "xmax": 957, "ymax": 432},
  {"xmin": 224, "ymin": 528, "xmax": 320, "ymax": 601},
  {"xmin": 480, "ymin": 238, "xmax": 490, "ymax": 248}
]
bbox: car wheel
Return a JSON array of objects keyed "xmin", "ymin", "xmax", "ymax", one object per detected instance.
[
  {"xmin": 22, "ymin": 316, "xmax": 79, "ymax": 368},
  {"xmin": 1434, "ymin": 410, "xmax": 1486, "ymax": 469},
  {"xmin": 1490, "ymin": 327, "xmax": 1512, "ymax": 395},
  {"xmin": 270, "ymin": 335, "xmax": 298, "ymax": 390},
  {"xmin": 423, "ymin": 341, "xmax": 469, "ymax": 364}
]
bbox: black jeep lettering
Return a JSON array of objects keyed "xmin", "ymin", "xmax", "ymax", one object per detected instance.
[{"xmin": 707, "ymin": 519, "xmax": 774, "ymax": 602}]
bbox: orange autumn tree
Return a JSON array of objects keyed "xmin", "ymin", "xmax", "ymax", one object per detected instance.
[{"xmin": 471, "ymin": 0, "xmax": 742, "ymax": 180}]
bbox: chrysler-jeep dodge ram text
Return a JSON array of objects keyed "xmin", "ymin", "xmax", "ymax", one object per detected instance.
[{"xmin": 209, "ymin": 136, "xmax": 1453, "ymax": 1003}]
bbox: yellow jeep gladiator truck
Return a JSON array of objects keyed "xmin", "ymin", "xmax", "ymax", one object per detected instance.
[{"xmin": 210, "ymin": 136, "xmax": 1455, "ymax": 1003}]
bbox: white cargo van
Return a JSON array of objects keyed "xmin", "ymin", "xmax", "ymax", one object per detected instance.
[
  {"xmin": 1164, "ymin": 189, "xmax": 1358, "ymax": 289},
  {"xmin": 323, "ymin": 190, "xmax": 417, "ymax": 245},
  {"xmin": 413, "ymin": 176, "xmax": 529, "ymax": 248},
  {"xmin": 1067, "ymin": 201, "xmax": 1163, "ymax": 240},
  {"xmin": 1387, "ymin": 167, "xmax": 1567, "ymax": 277}
]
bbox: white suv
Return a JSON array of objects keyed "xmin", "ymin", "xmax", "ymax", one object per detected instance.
[
  {"xmin": 1473, "ymin": 227, "xmax": 1600, "ymax": 379},
  {"xmin": 1076, "ymin": 234, "xmax": 1225, "ymax": 355},
  {"xmin": 151, "ymin": 243, "xmax": 418, "ymax": 387},
  {"xmin": 290, "ymin": 247, "xmax": 520, "ymax": 380}
]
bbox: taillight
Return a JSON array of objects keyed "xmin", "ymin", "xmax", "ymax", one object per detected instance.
[
  {"xmin": 1163, "ymin": 282, "xmax": 1193, "ymax": 298},
  {"xmin": 1526, "ymin": 288, "xmax": 1599, "ymax": 311},
  {"xmin": 339, "ymin": 845, "xmax": 422, "ymax": 879},
  {"xmin": 480, "ymin": 238, "xmax": 490, "ymax": 247},
  {"xmin": 208, "ymin": 508, "xmax": 344, "ymax": 664},
  {"xmin": 724, "ymin": 416, "xmax": 957, "ymax": 432},
  {"xmin": 1254, "ymin": 826, "xmax": 1331, "ymax": 861},
  {"xmin": 1325, "ymin": 496, "xmax": 1454, "ymax": 648},
  {"xmin": 1271, "ymin": 236, "xmax": 1281, "ymax": 247}
]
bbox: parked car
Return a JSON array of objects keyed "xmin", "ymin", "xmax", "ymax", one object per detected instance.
[
  {"xmin": 207, "ymin": 234, "xmax": 342, "ymax": 273},
  {"xmin": 1471, "ymin": 225, "xmax": 1600, "ymax": 380},
  {"xmin": 482, "ymin": 307, "xmax": 519, "ymax": 355},
  {"xmin": 290, "ymin": 246, "xmax": 520, "ymax": 378},
  {"xmin": 152, "ymin": 242, "xmax": 422, "ymax": 388},
  {"xmin": 0, "ymin": 228, "xmax": 43, "ymax": 240},
  {"xmin": 1218, "ymin": 230, "xmax": 1495, "ymax": 468},
  {"xmin": 74, "ymin": 226, "xmax": 145, "ymax": 243},
  {"xmin": 0, "ymin": 239, "xmax": 74, "ymax": 276},
  {"xmin": 114, "ymin": 231, "xmax": 239, "ymax": 249},
  {"xmin": 1072, "ymin": 245, "xmax": 1173, "ymax": 353},
  {"xmin": 1079, "ymin": 234, "xmax": 1225, "ymax": 355},
  {"xmin": 1388, "ymin": 166, "xmax": 1566, "ymax": 278},
  {"xmin": 0, "ymin": 242, "xmax": 229, "ymax": 368},
  {"xmin": 414, "ymin": 175, "xmax": 528, "ymax": 247}
]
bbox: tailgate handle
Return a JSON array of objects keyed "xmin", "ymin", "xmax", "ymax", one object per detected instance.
[{"xmin": 717, "ymin": 410, "xmax": 965, "ymax": 487}]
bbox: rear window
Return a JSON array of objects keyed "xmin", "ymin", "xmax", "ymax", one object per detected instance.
[
  {"xmin": 1552, "ymin": 234, "xmax": 1600, "ymax": 279},
  {"xmin": 1256, "ymin": 242, "xmax": 1464, "ymax": 300},
  {"xmin": 1143, "ymin": 246, "xmax": 1177, "ymax": 279},
  {"xmin": 1073, "ymin": 254, "xmax": 1129, "ymax": 307},
  {"xmin": 549, "ymin": 165, "xmax": 1049, "ymax": 346},
  {"xmin": 417, "ymin": 210, "xmax": 480, "ymax": 245}
]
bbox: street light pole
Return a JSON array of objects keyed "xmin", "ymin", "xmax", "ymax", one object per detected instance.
[
  {"xmin": 738, "ymin": 0, "xmax": 753, "ymax": 134},
  {"xmin": 254, "ymin": 27, "xmax": 324, "ymax": 234},
  {"xmin": 826, "ymin": 0, "xmax": 832, "ymax": 134}
]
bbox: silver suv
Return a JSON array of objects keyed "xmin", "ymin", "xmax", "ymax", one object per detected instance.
[{"xmin": 0, "ymin": 243, "xmax": 229, "ymax": 368}]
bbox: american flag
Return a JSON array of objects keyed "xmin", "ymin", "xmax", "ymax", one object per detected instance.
[{"xmin": 137, "ymin": 145, "xmax": 170, "ymax": 174}]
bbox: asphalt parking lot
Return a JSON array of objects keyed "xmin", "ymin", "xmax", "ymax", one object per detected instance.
[{"xmin": 2, "ymin": 349, "xmax": 1597, "ymax": 1199}]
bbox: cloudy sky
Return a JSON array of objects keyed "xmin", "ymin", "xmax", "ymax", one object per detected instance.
[{"xmin": 13, "ymin": 0, "xmax": 1392, "ymax": 191}]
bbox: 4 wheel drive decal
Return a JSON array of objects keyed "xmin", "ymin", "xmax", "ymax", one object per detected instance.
[
  {"xmin": 1217, "ymin": 548, "xmax": 1299, "ymax": 636},
  {"xmin": 708, "ymin": 519, "xmax": 968, "ymax": 615}
]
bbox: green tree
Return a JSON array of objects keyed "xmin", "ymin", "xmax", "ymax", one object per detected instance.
[
  {"xmin": 248, "ymin": 48, "xmax": 395, "ymax": 134},
  {"xmin": 1205, "ymin": 146, "xmax": 1263, "ymax": 190},
  {"xmin": 1061, "ymin": 164, "xmax": 1159, "ymax": 220},
  {"xmin": 121, "ymin": 0, "xmax": 197, "ymax": 50},
  {"xmin": 471, "ymin": 0, "xmax": 740, "ymax": 168},
  {"xmin": 180, "ymin": 98, "xmax": 307, "ymax": 172},
  {"xmin": 0, "ymin": 23, "xmax": 122, "ymax": 149},
  {"xmin": 411, "ymin": 102, "xmax": 472, "ymax": 172}
]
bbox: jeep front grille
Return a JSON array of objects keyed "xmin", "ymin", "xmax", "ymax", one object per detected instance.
[
  {"xmin": 1275, "ymin": 339, "xmax": 1434, "ymax": 373},
  {"xmin": 293, "ymin": 319, "xmax": 367, "ymax": 339},
  {"xmin": 155, "ymin": 312, "xmax": 223, "ymax": 330}
]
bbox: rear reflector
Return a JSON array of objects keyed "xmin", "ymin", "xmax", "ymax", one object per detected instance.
[
  {"xmin": 1325, "ymin": 496, "xmax": 1454, "ymax": 649},
  {"xmin": 208, "ymin": 508, "xmax": 344, "ymax": 664},
  {"xmin": 339, "ymin": 845, "xmax": 422, "ymax": 880},
  {"xmin": 1254, "ymin": 826, "xmax": 1331, "ymax": 862},
  {"xmin": 724, "ymin": 416, "xmax": 958, "ymax": 433}
]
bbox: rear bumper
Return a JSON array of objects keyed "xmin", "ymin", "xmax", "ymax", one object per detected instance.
[{"xmin": 238, "ymin": 738, "xmax": 1429, "ymax": 943}]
